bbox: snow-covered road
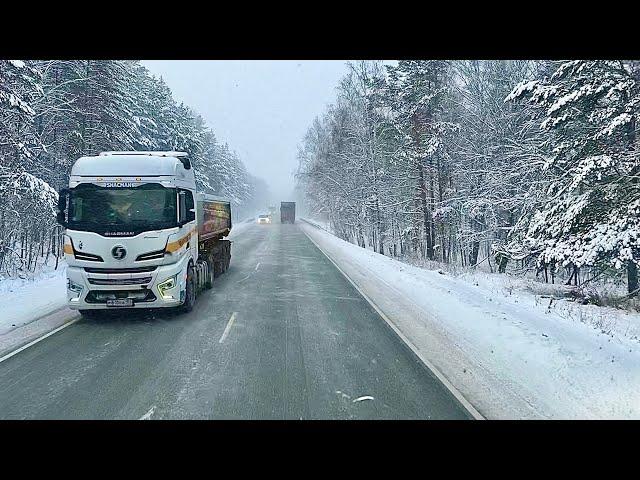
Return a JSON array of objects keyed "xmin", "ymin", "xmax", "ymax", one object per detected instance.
[
  {"xmin": 0, "ymin": 222, "xmax": 469, "ymax": 419},
  {"xmin": 3, "ymin": 218, "xmax": 638, "ymax": 419},
  {"xmin": 301, "ymin": 220, "xmax": 640, "ymax": 419}
]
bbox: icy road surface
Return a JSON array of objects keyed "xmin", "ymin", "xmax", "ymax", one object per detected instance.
[{"xmin": 0, "ymin": 222, "xmax": 469, "ymax": 420}]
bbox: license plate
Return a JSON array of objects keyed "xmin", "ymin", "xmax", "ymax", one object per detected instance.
[{"xmin": 106, "ymin": 298, "xmax": 133, "ymax": 307}]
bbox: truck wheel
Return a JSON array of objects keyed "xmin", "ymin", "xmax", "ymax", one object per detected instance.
[
  {"xmin": 180, "ymin": 264, "xmax": 196, "ymax": 313},
  {"xmin": 197, "ymin": 259, "xmax": 213, "ymax": 290},
  {"xmin": 204, "ymin": 261, "xmax": 213, "ymax": 289},
  {"xmin": 222, "ymin": 242, "xmax": 231, "ymax": 271},
  {"xmin": 214, "ymin": 261, "xmax": 223, "ymax": 278}
]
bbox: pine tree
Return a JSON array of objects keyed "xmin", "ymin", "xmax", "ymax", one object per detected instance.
[
  {"xmin": 0, "ymin": 60, "xmax": 43, "ymax": 168},
  {"xmin": 385, "ymin": 60, "xmax": 458, "ymax": 260},
  {"xmin": 0, "ymin": 60, "xmax": 58, "ymax": 276},
  {"xmin": 507, "ymin": 60, "xmax": 640, "ymax": 292}
]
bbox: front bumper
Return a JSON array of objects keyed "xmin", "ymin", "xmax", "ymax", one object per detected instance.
[{"xmin": 66, "ymin": 257, "xmax": 189, "ymax": 310}]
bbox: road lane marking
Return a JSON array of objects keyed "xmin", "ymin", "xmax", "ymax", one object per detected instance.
[
  {"xmin": 237, "ymin": 262, "xmax": 262, "ymax": 283},
  {"xmin": 301, "ymin": 225, "xmax": 484, "ymax": 420},
  {"xmin": 236, "ymin": 274, "xmax": 252, "ymax": 283},
  {"xmin": 219, "ymin": 312, "xmax": 238, "ymax": 344},
  {"xmin": 353, "ymin": 396, "xmax": 375, "ymax": 403},
  {"xmin": 140, "ymin": 405, "xmax": 156, "ymax": 420},
  {"xmin": 0, "ymin": 317, "xmax": 81, "ymax": 364},
  {"xmin": 336, "ymin": 390, "xmax": 351, "ymax": 400}
]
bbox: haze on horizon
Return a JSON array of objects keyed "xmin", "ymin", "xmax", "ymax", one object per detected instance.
[{"xmin": 141, "ymin": 60, "xmax": 350, "ymax": 204}]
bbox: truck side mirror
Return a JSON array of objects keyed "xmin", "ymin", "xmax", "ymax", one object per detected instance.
[
  {"xmin": 187, "ymin": 208, "xmax": 196, "ymax": 222},
  {"xmin": 178, "ymin": 157, "xmax": 191, "ymax": 170},
  {"xmin": 56, "ymin": 188, "xmax": 69, "ymax": 227},
  {"xmin": 57, "ymin": 188, "xmax": 69, "ymax": 212},
  {"xmin": 56, "ymin": 211, "xmax": 67, "ymax": 227}
]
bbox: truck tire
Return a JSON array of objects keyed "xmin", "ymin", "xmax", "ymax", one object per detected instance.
[
  {"xmin": 214, "ymin": 261, "xmax": 223, "ymax": 278},
  {"xmin": 204, "ymin": 260, "xmax": 213, "ymax": 289},
  {"xmin": 224, "ymin": 247, "xmax": 231, "ymax": 271},
  {"xmin": 180, "ymin": 264, "xmax": 196, "ymax": 313},
  {"xmin": 197, "ymin": 258, "xmax": 213, "ymax": 290}
]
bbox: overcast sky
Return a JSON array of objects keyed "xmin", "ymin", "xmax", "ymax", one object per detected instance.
[{"xmin": 141, "ymin": 61, "xmax": 350, "ymax": 201}]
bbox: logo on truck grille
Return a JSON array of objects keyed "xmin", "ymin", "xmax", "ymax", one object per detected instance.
[{"xmin": 111, "ymin": 245, "xmax": 127, "ymax": 260}]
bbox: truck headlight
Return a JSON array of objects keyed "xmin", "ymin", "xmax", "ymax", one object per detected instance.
[
  {"xmin": 158, "ymin": 274, "xmax": 178, "ymax": 298},
  {"xmin": 67, "ymin": 278, "xmax": 84, "ymax": 294}
]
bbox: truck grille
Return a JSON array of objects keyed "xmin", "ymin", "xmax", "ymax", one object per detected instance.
[
  {"xmin": 88, "ymin": 277, "xmax": 152, "ymax": 286},
  {"xmin": 85, "ymin": 289, "xmax": 157, "ymax": 304},
  {"xmin": 84, "ymin": 266, "xmax": 157, "ymax": 274}
]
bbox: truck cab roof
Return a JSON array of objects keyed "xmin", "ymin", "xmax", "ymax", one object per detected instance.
[
  {"xmin": 99, "ymin": 151, "xmax": 188, "ymax": 157},
  {"xmin": 70, "ymin": 151, "xmax": 192, "ymax": 178}
]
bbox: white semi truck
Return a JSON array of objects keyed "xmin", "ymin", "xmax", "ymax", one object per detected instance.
[{"xmin": 56, "ymin": 151, "xmax": 232, "ymax": 316}]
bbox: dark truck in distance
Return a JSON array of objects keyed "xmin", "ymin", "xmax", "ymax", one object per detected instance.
[{"xmin": 280, "ymin": 202, "xmax": 296, "ymax": 224}]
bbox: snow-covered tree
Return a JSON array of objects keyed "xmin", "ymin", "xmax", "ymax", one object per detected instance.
[
  {"xmin": 453, "ymin": 60, "xmax": 545, "ymax": 271},
  {"xmin": 0, "ymin": 60, "xmax": 268, "ymax": 277},
  {"xmin": 0, "ymin": 60, "xmax": 43, "ymax": 167},
  {"xmin": 507, "ymin": 60, "xmax": 640, "ymax": 292}
]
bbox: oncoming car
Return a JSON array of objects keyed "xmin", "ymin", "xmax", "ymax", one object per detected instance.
[{"xmin": 257, "ymin": 214, "xmax": 272, "ymax": 224}]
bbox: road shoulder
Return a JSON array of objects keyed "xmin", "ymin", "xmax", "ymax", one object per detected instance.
[{"xmin": 0, "ymin": 307, "xmax": 79, "ymax": 360}]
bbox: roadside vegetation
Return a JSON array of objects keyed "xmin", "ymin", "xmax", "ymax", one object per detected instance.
[
  {"xmin": 297, "ymin": 60, "xmax": 640, "ymax": 307},
  {"xmin": 0, "ymin": 60, "xmax": 270, "ymax": 279}
]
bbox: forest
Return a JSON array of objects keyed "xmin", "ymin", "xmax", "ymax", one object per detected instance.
[
  {"xmin": 296, "ymin": 60, "xmax": 640, "ymax": 296},
  {"xmin": 0, "ymin": 60, "xmax": 269, "ymax": 278}
]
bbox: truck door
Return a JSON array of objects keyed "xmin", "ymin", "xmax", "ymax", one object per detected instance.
[{"xmin": 178, "ymin": 189, "xmax": 198, "ymax": 261}]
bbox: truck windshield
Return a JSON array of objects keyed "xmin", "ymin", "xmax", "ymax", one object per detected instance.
[{"xmin": 68, "ymin": 183, "xmax": 177, "ymax": 234}]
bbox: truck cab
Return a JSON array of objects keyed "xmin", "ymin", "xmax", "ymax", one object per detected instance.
[{"xmin": 57, "ymin": 151, "xmax": 228, "ymax": 314}]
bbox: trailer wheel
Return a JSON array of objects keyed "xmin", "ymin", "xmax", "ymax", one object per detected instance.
[
  {"xmin": 197, "ymin": 258, "xmax": 213, "ymax": 290},
  {"xmin": 222, "ymin": 242, "xmax": 231, "ymax": 272},
  {"xmin": 214, "ymin": 261, "xmax": 223, "ymax": 278},
  {"xmin": 224, "ymin": 250, "xmax": 231, "ymax": 271},
  {"xmin": 180, "ymin": 264, "xmax": 196, "ymax": 313},
  {"xmin": 204, "ymin": 260, "xmax": 213, "ymax": 289}
]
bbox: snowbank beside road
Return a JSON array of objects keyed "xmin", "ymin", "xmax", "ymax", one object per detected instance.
[
  {"xmin": 301, "ymin": 217, "xmax": 333, "ymax": 233},
  {"xmin": 228, "ymin": 219, "xmax": 255, "ymax": 239},
  {"xmin": 0, "ymin": 266, "xmax": 67, "ymax": 335},
  {"xmin": 301, "ymin": 220, "xmax": 640, "ymax": 419}
]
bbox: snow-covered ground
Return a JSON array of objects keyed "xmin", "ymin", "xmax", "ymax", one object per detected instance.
[
  {"xmin": 0, "ymin": 265, "xmax": 67, "ymax": 335},
  {"xmin": 229, "ymin": 218, "xmax": 256, "ymax": 239},
  {"xmin": 301, "ymin": 219, "xmax": 640, "ymax": 419},
  {"xmin": 302, "ymin": 217, "xmax": 333, "ymax": 233}
]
